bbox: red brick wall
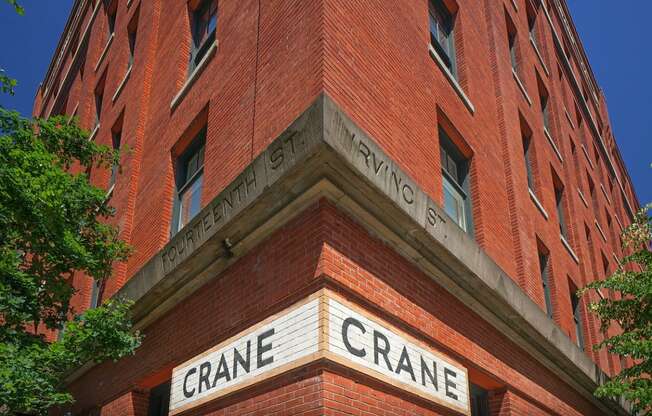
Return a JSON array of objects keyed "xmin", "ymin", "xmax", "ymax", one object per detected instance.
[
  {"xmin": 33, "ymin": 0, "xmax": 640, "ymax": 412},
  {"xmin": 63, "ymin": 200, "xmax": 601, "ymax": 415}
]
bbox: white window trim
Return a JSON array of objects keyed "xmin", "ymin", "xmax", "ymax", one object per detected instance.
[
  {"xmin": 106, "ymin": 183, "xmax": 116, "ymax": 199},
  {"xmin": 66, "ymin": 102, "xmax": 80, "ymax": 125},
  {"xmin": 529, "ymin": 35, "xmax": 550, "ymax": 77},
  {"xmin": 599, "ymin": 183, "xmax": 612, "ymax": 205},
  {"xmin": 580, "ymin": 143, "xmax": 595, "ymax": 169},
  {"xmin": 94, "ymin": 33, "xmax": 114, "ymax": 72},
  {"xmin": 443, "ymin": 175, "xmax": 468, "ymax": 232},
  {"xmin": 88, "ymin": 123, "xmax": 100, "ymax": 141},
  {"xmin": 529, "ymin": 187, "xmax": 549, "ymax": 219},
  {"xmin": 170, "ymin": 41, "xmax": 218, "ymax": 110},
  {"xmin": 595, "ymin": 220, "xmax": 607, "ymax": 242},
  {"xmin": 564, "ymin": 106, "xmax": 575, "ymax": 128},
  {"xmin": 512, "ymin": 68, "xmax": 532, "ymax": 106},
  {"xmin": 543, "ymin": 127, "xmax": 564, "ymax": 163},
  {"xmin": 428, "ymin": 44, "xmax": 475, "ymax": 114},
  {"xmin": 560, "ymin": 234, "xmax": 579, "ymax": 264},
  {"xmin": 577, "ymin": 188, "xmax": 588, "ymax": 208},
  {"xmin": 112, "ymin": 66, "xmax": 132, "ymax": 102}
]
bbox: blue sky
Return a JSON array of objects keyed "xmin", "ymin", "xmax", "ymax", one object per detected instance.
[{"xmin": 0, "ymin": 1, "xmax": 649, "ymax": 204}]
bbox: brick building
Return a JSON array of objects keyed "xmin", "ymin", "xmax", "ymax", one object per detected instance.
[{"xmin": 33, "ymin": 0, "xmax": 641, "ymax": 414}]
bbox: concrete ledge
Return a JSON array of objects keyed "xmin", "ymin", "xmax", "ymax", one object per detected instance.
[{"xmin": 82, "ymin": 95, "xmax": 626, "ymax": 414}]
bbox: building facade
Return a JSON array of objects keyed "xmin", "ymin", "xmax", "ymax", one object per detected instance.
[{"xmin": 33, "ymin": 0, "xmax": 641, "ymax": 415}]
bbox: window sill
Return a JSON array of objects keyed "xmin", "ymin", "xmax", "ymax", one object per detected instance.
[
  {"xmin": 564, "ymin": 106, "xmax": 575, "ymax": 129},
  {"xmin": 595, "ymin": 220, "xmax": 607, "ymax": 242},
  {"xmin": 580, "ymin": 143, "xmax": 595, "ymax": 169},
  {"xmin": 529, "ymin": 36, "xmax": 549, "ymax": 77},
  {"xmin": 543, "ymin": 127, "xmax": 564, "ymax": 163},
  {"xmin": 577, "ymin": 188, "xmax": 589, "ymax": 208},
  {"xmin": 529, "ymin": 188, "xmax": 549, "ymax": 219},
  {"xmin": 512, "ymin": 68, "xmax": 532, "ymax": 106},
  {"xmin": 560, "ymin": 234, "xmax": 579, "ymax": 264},
  {"xmin": 94, "ymin": 33, "xmax": 114, "ymax": 72},
  {"xmin": 66, "ymin": 102, "xmax": 80, "ymax": 124},
  {"xmin": 428, "ymin": 44, "xmax": 475, "ymax": 114},
  {"xmin": 170, "ymin": 41, "xmax": 218, "ymax": 110},
  {"xmin": 112, "ymin": 66, "xmax": 132, "ymax": 102},
  {"xmin": 88, "ymin": 124, "xmax": 100, "ymax": 141},
  {"xmin": 600, "ymin": 183, "xmax": 611, "ymax": 205},
  {"xmin": 105, "ymin": 183, "xmax": 115, "ymax": 200}
]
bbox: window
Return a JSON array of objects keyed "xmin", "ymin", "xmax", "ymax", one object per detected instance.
[
  {"xmin": 470, "ymin": 384, "xmax": 489, "ymax": 416},
  {"xmin": 189, "ymin": 0, "xmax": 218, "ymax": 73},
  {"xmin": 553, "ymin": 174, "xmax": 568, "ymax": 240},
  {"xmin": 440, "ymin": 128, "xmax": 472, "ymax": 234},
  {"xmin": 526, "ymin": 1, "xmax": 538, "ymax": 45},
  {"xmin": 90, "ymin": 278, "xmax": 102, "ymax": 308},
  {"xmin": 106, "ymin": 1, "xmax": 117, "ymax": 36},
  {"xmin": 94, "ymin": 84, "xmax": 104, "ymax": 129},
  {"xmin": 429, "ymin": 0, "xmax": 457, "ymax": 78},
  {"xmin": 109, "ymin": 131, "xmax": 121, "ymax": 189},
  {"xmin": 505, "ymin": 12, "xmax": 518, "ymax": 73},
  {"xmin": 148, "ymin": 380, "xmax": 170, "ymax": 416},
  {"xmin": 588, "ymin": 172, "xmax": 598, "ymax": 212},
  {"xmin": 569, "ymin": 282, "xmax": 585, "ymax": 350},
  {"xmin": 538, "ymin": 247, "xmax": 553, "ymax": 318},
  {"xmin": 537, "ymin": 78, "xmax": 551, "ymax": 132},
  {"xmin": 522, "ymin": 132, "xmax": 535, "ymax": 192},
  {"xmin": 172, "ymin": 130, "xmax": 206, "ymax": 234},
  {"xmin": 127, "ymin": 8, "xmax": 139, "ymax": 70}
]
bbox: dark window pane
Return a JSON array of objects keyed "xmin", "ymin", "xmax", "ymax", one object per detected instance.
[
  {"xmin": 190, "ymin": 0, "xmax": 217, "ymax": 72},
  {"xmin": 470, "ymin": 384, "xmax": 490, "ymax": 416},
  {"xmin": 539, "ymin": 252, "xmax": 553, "ymax": 318},
  {"xmin": 429, "ymin": 0, "xmax": 456, "ymax": 76},
  {"xmin": 148, "ymin": 381, "xmax": 170, "ymax": 416}
]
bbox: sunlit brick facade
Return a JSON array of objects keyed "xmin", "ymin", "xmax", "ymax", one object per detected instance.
[{"xmin": 34, "ymin": 0, "xmax": 640, "ymax": 415}]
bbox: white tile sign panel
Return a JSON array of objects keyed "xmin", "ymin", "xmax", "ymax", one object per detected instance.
[
  {"xmin": 169, "ymin": 299, "xmax": 320, "ymax": 413},
  {"xmin": 169, "ymin": 292, "xmax": 469, "ymax": 415},
  {"xmin": 327, "ymin": 298, "xmax": 470, "ymax": 414}
]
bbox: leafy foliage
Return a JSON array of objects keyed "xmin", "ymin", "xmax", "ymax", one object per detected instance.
[
  {"xmin": 4, "ymin": 0, "xmax": 24, "ymax": 15},
  {"xmin": 0, "ymin": 69, "xmax": 16, "ymax": 96},
  {"xmin": 0, "ymin": 109, "xmax": 141, "ymax": 415},
  {"xmin": 581, "ymin": 204, "xmax": 652, "ymax": 414}
]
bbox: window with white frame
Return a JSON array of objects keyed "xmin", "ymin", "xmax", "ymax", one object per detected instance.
[
  {"xmin": 429, "ymin": 0, "xmax": 457, "ymax": 78},
  {"xmin": 172, "ymin": 129, "xmax": 206, "ymax": 234},
  {"xmin": 440, "ymin": 128, "xmax": 472, "ymax": 234}
]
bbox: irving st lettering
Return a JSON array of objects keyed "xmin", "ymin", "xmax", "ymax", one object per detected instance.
[{"xmin": 357, "ymin": 139, "xmax": 446, "ymax": 230}]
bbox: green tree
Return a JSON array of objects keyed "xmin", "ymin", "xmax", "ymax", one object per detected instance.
[
  {"xmin": 0, "ymin": 111, "xmax": 141, "ymax": 413},
  {"xmin": 1, "ymin": 3, "xmax": 140, "ymax": 415},
  {"xmin": 581, "ymin": 204, "xmax": 652, "ymax": 414}
]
